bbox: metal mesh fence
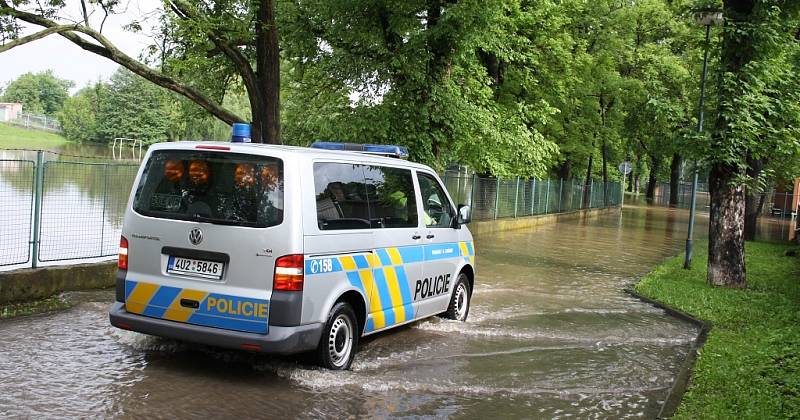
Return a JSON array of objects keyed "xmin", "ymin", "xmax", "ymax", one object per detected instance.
[
  {"xmin": 38, "ymin": 162, "xmax": 139, "ymax": 262},
  {"xmin": 0, "ymin": 160, "xmax": 34, "ymax": 266},
  {"xmin": 4, "ymin": 153, "xmax": 622, "ymax": 268},
  {"xmin": 441, "ymin": 171, "xmax": 622, "ymax": 221},
  {"xmin": 8, "ymin": 112, "xmax": 63, "ymax": 133}
]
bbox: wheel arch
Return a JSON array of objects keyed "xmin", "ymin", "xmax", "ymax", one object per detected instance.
[
  {"xmin": 459, "ymin": 263, "xmax": 475, "ymax": 296},
  {"xmin": 334, "ymin": 290, "xmax": 367, "ymax": 336}
]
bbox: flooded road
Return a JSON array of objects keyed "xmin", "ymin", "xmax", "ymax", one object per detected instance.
[{"xmin": 0, "ymin": 205, "xmax": 703, "ymax": 418}]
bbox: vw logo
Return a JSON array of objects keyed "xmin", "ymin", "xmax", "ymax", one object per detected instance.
[{"xmin": 189, "ymin": 228, "xmax": 203, "ymax": 245}]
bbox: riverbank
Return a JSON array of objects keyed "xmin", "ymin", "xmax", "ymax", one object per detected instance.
[
  {"xmin": 0, "ymin": 122, "xmax": 69, "ymax": 149},
  {"xmin": 635, "ymin": 241, "xmax": 800, "ymax": 418}
]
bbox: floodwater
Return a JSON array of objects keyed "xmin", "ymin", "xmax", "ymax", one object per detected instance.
[{"xmin": 1, "ymin": 205, "xmax": 711, "ymax": 418}]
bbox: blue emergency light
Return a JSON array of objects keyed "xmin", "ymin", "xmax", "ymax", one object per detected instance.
[
  {"xmin": 310, "ymin": 142, "xmax": 409, "ymax": 159},
  {"xmin": 231, "ymin": 123, "xmax": 252, "ymax": 143}
]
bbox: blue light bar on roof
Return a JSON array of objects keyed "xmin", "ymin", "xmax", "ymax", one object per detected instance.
[{"xmin": 310, "ymin": 142, "xmax": 409, "ymax": 159}]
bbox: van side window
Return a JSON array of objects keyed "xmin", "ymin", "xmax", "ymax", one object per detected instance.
[
  {"xmin": 313, "ymin": 163, "xmax": 371, "ymax": 230},
  {"xmin": 364, "ymin": 166, "xmax": 418, "ymax": 228},
  {"xmin": 417, "ymin": 173, "xmax": 455, "ymax": 228}
]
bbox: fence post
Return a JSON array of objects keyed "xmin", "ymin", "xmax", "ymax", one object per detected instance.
[
  {"xmin": 588, "ymin": 179, "xmax": 594, "ymax": 208},
  {"xmin": 531, "ymin": 179, "xmax": 536, "ymax": 215},
  {"xmin": 100, "ymin": 164, "xmax": 109, "ymax": 256},
  {"xmin": 559, "ymin": 179, "xmax": 564, "ymax": 212},
  {"xmin": 544, "ymin": 179, "xmax": 550, "ymax": 213},
  {"xmin": 494, "ymin": 177, "xmax": 500, "ymax": 219},
  {"xmin": 31, "ymin": 151, "xmax": 44, "ymax": 268},
  {"xmin": 513, "ymin": 177, "xmax": 520, "ymax": 218},
  {"xmin": 470, "ymin": 173, "xmax": 477, "ymax": 208}
]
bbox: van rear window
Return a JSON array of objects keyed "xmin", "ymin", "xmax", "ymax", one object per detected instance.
[{"xmin": 133, "ymin": 150, "xmax": 283, "ymax": 228}]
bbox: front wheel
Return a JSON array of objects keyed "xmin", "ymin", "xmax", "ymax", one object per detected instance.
[
  {"xmin": 443, "ymin": 273, "xmax": 471, "ymax": 321},
  {"xmin": 316, "ymin": 302, "xmax": 358, "ymax": 370}
]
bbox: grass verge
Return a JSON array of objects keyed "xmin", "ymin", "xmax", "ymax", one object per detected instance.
[
  {"xmin": 636, "ymin": 241, "xmax": 800, "ymax": 419},
  {"xmin": 0, "ymin": 122, "xmax": 69, "ymax": 149},
  {"xmin": 0, "ymin": 294, "xmax": 71, "ymax": 319}
]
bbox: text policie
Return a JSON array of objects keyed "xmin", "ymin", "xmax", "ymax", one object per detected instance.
[{"xmin": 414, "ymin": 273, "xmax": 452, "ymax": 301}]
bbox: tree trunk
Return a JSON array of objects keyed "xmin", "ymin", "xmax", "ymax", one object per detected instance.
[
  {"xmin": 646, "ymin": 156, "xmax": 660, "ymax": 201},
  {"xmin": 669, "ymin": 153, "xmax": 681, "ymax": 207},
  {"xmin": 627, "ymin": 170, "xmax": 633, "ymax": 192},
  {"xmin": 254, "ymin": 0, "xmax": 280, "ymax": 144},
  {"xmin": 744, "ymin": 191, "xmax": 766, "ymax": 241},
  {"xmin": 708, "ymin": 163, "xmax": 746, "ymax": 287},
  {"xmin": 557, "ymin": 159, "xmax": 571, "ymax": 181},
  {"xmin": 743, "ymin": 155, "xmax": 765, "ymax": 241},
  {"xmin": 584, "ymin": 150, "xmax": 593, "ymax": 208}
]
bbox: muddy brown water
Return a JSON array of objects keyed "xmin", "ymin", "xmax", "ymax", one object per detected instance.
[{"xmin": 0, "ymin": 205, "xmax": 709, "ymax": 418}]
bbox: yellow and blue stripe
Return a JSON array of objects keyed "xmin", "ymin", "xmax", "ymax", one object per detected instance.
[
  {"xmin": 306, "ymin": 241, "xmax": 475, "ymax": 333},
  {"xmin": 124, "ymin": 280, "xmax": 269, "ymax": 334}
]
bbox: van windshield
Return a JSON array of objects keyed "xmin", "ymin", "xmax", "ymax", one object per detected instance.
[{"xmin": 133, "ymin": 150, "xmax": 284, "ymax": 228}]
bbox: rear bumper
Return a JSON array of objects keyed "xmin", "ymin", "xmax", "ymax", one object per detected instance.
[{"xmin": 109, "ymin": 302, "xmax": 322, "ymax": 355}]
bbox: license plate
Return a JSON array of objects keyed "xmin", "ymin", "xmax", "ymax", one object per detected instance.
[{"xmin": 167, "ymin": 256, "xmax": 224, "ymax": 280}]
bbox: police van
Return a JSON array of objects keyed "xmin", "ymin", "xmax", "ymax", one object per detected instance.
[{"xmin": 109, "ymin": 138, "xmax": 475, "ymax": 369}]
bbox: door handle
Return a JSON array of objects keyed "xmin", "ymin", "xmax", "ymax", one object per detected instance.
[
  {"xmin": 426, "ymin": 234, "xmax": 435, "ymax": 239},
  {"xmin": 412, "ymin": 234, "xmax": 421, "ymax": 240}
]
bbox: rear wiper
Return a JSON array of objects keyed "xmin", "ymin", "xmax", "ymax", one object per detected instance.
[{"xmin": 191, "ymin": 214, "xmax": 259, "ymax": 227}]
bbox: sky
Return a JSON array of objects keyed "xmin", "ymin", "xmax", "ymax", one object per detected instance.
[{"xmin": 0, "ymin": 0, "xmax": 161, "ymax": 93}]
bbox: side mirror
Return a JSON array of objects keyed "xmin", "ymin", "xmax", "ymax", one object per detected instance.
[{"xmin": 456, "ymin": 204, "xmax": 471, "ymax": 226}]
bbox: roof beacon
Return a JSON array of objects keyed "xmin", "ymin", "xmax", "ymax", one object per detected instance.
[
  {"xmin": 231, "ymin": 123, "xmax": 252, "ymax": 143},
  {"xmin": 310, "ymin": 142, "xmax": 409, "ymax": 159}
]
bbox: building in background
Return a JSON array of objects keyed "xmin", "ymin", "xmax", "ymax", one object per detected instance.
[{"xmin": 0, "ymin": 103, "xmax": 22, "ymax": 122}]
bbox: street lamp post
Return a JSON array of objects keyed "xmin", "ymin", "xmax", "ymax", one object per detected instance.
[{"xmin": 684, "ymin": 11, "xmax": 723, "ymax": 270}]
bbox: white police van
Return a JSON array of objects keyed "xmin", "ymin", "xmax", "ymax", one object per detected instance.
[{"xmin": 109, "ymin": 137, "xmax": 475, "ymax": 369}]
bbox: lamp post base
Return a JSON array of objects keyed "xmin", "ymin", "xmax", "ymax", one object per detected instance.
[{"xmin": 684, "ymin": 238, "xmax": 694, "ymax": 269}]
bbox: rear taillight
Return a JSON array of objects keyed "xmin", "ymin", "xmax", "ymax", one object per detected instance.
[
  {"xmin": 118, "ymin": 236, "xmax": 128, "ymax": 270},
  {"xmin": 274, "ymin": 254, "xmax": 304, "ymax": 291}
]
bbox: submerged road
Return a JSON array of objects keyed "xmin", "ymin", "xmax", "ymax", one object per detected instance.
[{"xmin": 0, "ymin": 205, "xmax": 703, "ymax": 418}]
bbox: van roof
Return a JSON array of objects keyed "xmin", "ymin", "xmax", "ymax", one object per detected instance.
[{"xmin": 148, "ymin": 141, "xmax": 434, "ymax": 171}]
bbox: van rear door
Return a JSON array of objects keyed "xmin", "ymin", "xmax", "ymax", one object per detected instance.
[{"xmin": 123, "ymin": 147, "xmax": 292, "ymax": 334}]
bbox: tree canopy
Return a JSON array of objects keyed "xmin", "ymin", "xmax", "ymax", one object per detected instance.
[{"xmin": 1, "ymin": 70, "xmax": 73, "ymax": 115}]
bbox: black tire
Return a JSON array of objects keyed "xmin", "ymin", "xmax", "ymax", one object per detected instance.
[
  {"xmin": 316, "ymin": 302, "xmax": 358, "ymax": 370},
  {"xmin": 442, "ymin": 273, "xmax": 471, "ymax": 321}
]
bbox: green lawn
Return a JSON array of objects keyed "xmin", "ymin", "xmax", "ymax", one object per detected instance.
[
  {"xmin": 636, "ymin": 241, "xmax": 800, "ymax": 419},
  {"xmin": 0, "ymin": 122, "xmax": 69, "ymax": 149}
]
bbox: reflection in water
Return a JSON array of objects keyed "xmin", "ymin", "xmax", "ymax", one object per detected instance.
[
  {"xmin": 1, "ymin": 206, "xmax": 711, "ymax": 418},
  {"xmin": 0, "ymin": 147, "xmax": 140, "ymax": 267}
]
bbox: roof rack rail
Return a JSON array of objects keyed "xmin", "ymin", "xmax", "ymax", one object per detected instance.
[{"xmin": 309, "ymin": 142, "xmax": 409, "ymax": 159}]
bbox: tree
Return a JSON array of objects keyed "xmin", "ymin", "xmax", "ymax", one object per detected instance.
[
  {"xmin": 59, "ymin": 86, "xmax": 100, "ymax": 142},
  {"xmin": 0, "ymin": 0, "xmax": 278, "ymax": 143},
  {"xmin": 94, "ymin": 69, "xmax": 173, "ymax": 144},
  {"xmin": 279, "ymin": 0, "xmax": 559, "ymax": 175},
  {"xmin": 1, "ymin": 70, "xmax": 72, "ymax": 114},
  {"xmin": 704, "ymin": 0, "xmax": 800, "ymax": 287}
]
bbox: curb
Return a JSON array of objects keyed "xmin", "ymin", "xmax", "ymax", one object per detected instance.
[{"xmin": 623, "ymin": 287, "xmax": 712, "ymax": 419}]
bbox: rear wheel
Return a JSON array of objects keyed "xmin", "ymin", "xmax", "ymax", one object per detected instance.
[
  {"xmin": 443, "ymin": 273, "xmax": 471, "ymax": 321},
  {"xmin": 316, "ymin": 302, "xmax": 358, "ymax": 370}
]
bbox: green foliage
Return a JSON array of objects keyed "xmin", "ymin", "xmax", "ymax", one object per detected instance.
[
  {"xmin": 702, "ymin": 0, "xmax": 800, "ymax": 185},
  {"xmin": 636, "ymin": 241, "xmax": 800, "ymax": 418},
  {"xmin": 93, "ymin": 69, "xmax": 172, "ymax": 144},
  {"xmin": 58, "ymin": 86, "xmax": 99, "ymax": 143},
  {"xmin": 1, "ymin": 70, "xmax": 73, "ymax": 115}
]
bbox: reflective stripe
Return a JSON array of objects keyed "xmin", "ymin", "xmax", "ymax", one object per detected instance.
[
  {"xmin": 394, "ymin": 266, "xmax": 415, "ymax": 320},
  {"xmin": 372, "ymin": 269, "xmax": 396, "ymax": 325},
  {"xmin": 123, "ymin": 280, "xmax": 267, "ymax": 333},
  {"xmin": 386, "ymin": 248, "xmax": 403, "ymax": 266},
  {"xmin": 126, "ymin": 281, "xmax": 159, "ymax": 315},
  {"xmin": 302, "ymin": 240, "xmax": 475, "ymax": 333},
  {"xmin": 358, "ymin": 269, "xmax": 385, "ymax": 329}
]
